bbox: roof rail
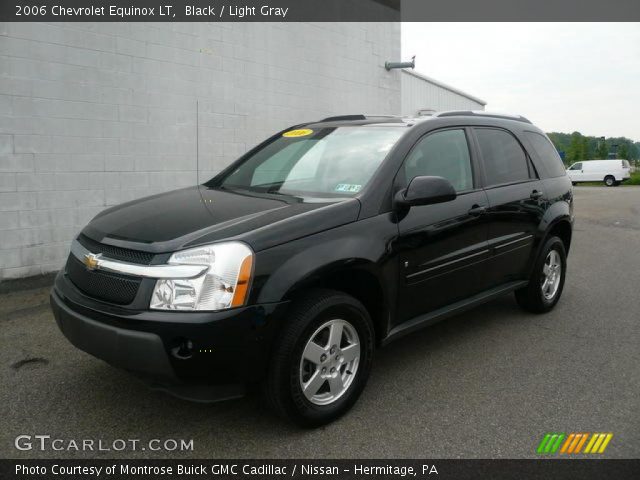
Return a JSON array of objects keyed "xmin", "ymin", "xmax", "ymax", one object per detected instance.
[
  {"xmin": 434, "ymin": 110, "xmax": 532, "ymax": 124},
  {"xmin": 320, "ymin": 115, "xmax": 367, "ymax": 122},
  {"xmin": 319, "ymin": 114, "xmax": 404, "ymax": 123}
]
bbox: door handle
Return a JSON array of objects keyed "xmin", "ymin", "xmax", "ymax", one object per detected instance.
[
  {"xmin": 530, "ymin": 190, "xmax": 543, "ymax": 200},
  {"xmin": 468, "ymin": 205, "xmax": 486, "ymax": 216}
]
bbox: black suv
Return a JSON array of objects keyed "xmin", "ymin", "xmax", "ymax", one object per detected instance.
[{"xmin": 51, "ymin": 112, "xmax": 573, "ymax": 426}]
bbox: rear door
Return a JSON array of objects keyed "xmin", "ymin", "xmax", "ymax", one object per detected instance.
[
  {"xmin": 472, "ymin": 127, "xmax": 545, "ymax": 287},
  {"xmin": 584, "ymin": 162, "xmax": 602, "ymax": 182},
  {"xmin": 395, "ymin": 128, "xmax": 490, "ymax": 324}
]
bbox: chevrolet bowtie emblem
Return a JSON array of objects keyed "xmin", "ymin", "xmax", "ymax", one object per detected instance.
[{"xmin": 83, "ymin": 253, "xmax": 102, "ymax": 271}]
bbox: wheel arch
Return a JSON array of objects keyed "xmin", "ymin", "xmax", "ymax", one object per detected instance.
[
  {"xmin": 547, "ymin": 218, "xmax": 573, "ymax": 254},
  {"xmin": 281, "ymin": 263, "xmax": 389, "ymax": 345},
  {"xmin": 527, "ymin": 199, "xmax": 573, "ymax": 277},
  {"xmin": 254, "ymin": 226, "xmax": 396, "ymax": 345}
]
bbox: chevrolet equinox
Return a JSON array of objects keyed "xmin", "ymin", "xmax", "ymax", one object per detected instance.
[{"xmin": 51, "ymin": 112, "xmax": 574, "ymax": 426}]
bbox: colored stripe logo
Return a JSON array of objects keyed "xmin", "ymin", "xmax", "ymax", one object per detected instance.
[{"xmin": 537, "ymin": 433, "xmax": 613, "ymax": 454}]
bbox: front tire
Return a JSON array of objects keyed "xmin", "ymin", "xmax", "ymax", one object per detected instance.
[
  {"xmin": 604, "ymin": 175, "xmax": 615, "ymax": 187},
  {"xmin": 265, "ymin": 289, "xmax": 374, "ymax": 427},
  {"xmin": 515, "ymin": 236, "xmax": 567, "ymax": 313}
]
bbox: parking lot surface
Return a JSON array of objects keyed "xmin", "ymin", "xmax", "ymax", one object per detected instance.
[{"xmin": 1, "ymin": 187, "xmax": 639, "ymax": 459}]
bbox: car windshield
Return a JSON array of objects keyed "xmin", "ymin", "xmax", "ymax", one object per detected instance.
[{"xmin": 211, "ymin": 126, "xmax": 405, "ymax": 198}]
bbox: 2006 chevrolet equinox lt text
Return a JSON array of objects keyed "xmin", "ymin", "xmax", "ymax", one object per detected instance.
[{"xmin": 51, "ymin": 111, "xmax": 574, "ymax": 426}]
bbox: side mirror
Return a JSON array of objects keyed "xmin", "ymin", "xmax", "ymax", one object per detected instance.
[{"xmin": 395, "ymin": 176, "xmax": 457, "ymax": 208}]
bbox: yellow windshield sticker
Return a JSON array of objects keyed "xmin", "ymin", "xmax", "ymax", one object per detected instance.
[{"xmin": 283, "ymin": 129, "xmax": 313, "ymax": 138}]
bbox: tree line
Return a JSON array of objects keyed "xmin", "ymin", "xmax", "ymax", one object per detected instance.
[{"xmin": 547, "ymin": 132, "xmax": 640, "ymax": 165}]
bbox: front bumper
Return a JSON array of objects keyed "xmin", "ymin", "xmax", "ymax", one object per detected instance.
[{"xmin": 51, "ymin": 272, "xmax": 289, "ymax": 402}]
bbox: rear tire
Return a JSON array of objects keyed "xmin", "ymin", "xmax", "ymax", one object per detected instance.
[
  {"xmin": 604, "ymin": 175, "xmax": 615, "ymax": 187},
  {"xmin": 265, "ymin": 289, "xmax": 374, "ymax": 427},
  {"xmin": 515, "ymin": 236, "xmax": 567, "ymax": 313}
]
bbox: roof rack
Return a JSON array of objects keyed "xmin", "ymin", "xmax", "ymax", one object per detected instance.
[
  {"xmin": 320, "ymin": 115, "xmax": 367, "ymax": 122},
  {"xmin": 319, "ymin": 114, "xmax": 404, "ymax": 123},
  {"xmin": 433, "ymin": 110, "xmax": 532, "ymax": 124}
]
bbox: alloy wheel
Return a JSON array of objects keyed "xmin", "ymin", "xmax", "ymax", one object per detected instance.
[
  {"xmin": 541, "ymin": 249, "xmax": 562, "ymax": 300},
  {"xmin": 299, "ymin": 319, "xmax": 360, "ymax": 406}
]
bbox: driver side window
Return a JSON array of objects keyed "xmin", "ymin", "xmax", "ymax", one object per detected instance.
[
  {"xmin": 404, "ymin": 129, "xmax": 474, "ymax": 192},
  {"xmin": 569, "ymin": 163, "xmax": 582, "ymax": 171}
]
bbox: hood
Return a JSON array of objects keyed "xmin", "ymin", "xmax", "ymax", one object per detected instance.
[{"xmin": 82, "ymin": 186, "xmax": 360, "ymax": 253}]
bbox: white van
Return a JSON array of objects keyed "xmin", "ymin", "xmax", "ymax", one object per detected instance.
[{"xmin": 566, "ymin": 159, "xmax": 631, "ymax": 186}]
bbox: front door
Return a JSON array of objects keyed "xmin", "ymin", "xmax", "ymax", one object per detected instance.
[
  {"xmin": 567, "ymin": 162, "xmax": 583, "ymax": 182},
  {"xmin": 395, "ymin": 128, "xmax": 490, "ymax": 326},
  {"xmin": 472, "ymin": 127, "xmax": 546, "ymax": 287}
]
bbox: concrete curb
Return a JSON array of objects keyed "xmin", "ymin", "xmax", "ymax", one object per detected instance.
[{"xmin": 0, "ymin": 272, "xmax": 57, "ymax": 294}]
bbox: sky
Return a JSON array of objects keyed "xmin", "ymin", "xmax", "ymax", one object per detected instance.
[{"xmin": 402, "ymin": 23, "xmax": 640, "ymax": 141}]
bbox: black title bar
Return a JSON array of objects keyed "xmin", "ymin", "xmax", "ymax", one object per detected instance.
[
  {"xmin": 5, "ymin": 0, "xmax": 394, "ymax": 22},
  {"xmin": 1, "ymin": 0, "xmax": 640, "ymax": 22},
  {"xmin": 2, "ymin": 459, "xmax": 640, "ymax": 480}
]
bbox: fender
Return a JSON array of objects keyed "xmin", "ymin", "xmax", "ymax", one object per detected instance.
[
  {"xmin": 256, "ymin": 236, "xmax": 388, "ymax": 303},
  {"xmin": 538, "ymin": 200, "xmax": 571, "ymax": 235},
  {"xmin": 253, "ymin": 215, "xmax": 399, "ymax": 319},
  {"xmin": 526, "ymin": 200, "xmax": 572, "ymax": 276}
]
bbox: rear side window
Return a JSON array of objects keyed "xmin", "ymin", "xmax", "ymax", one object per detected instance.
[
  {"xmin": 525, "ymin": 132, "xmax": 567, "ymax": 178},
  {"xmin": 475, "ymin": 128, "xmax": 532, "ymax": 186}
]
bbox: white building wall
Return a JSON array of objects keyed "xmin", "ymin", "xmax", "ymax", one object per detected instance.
[
  {"xmin": 0, "ymin": 22, "xmax": 401, "ymax": 280},
  {"xmin": 401, "ymin": 69, "xmax": 486, "ymax": 116}
]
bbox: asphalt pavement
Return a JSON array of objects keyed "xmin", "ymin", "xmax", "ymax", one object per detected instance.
[{"xmin": 1, "ymin": 186, "xmax": 639, "ymax": 459}]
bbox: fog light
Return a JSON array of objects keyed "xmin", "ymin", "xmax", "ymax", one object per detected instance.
[{"xmin": 171, "ymin": 338, "xmax": 194, "ymax": 359}]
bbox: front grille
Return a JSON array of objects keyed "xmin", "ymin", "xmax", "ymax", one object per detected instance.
[
  {"xmin": 78, "ymin": 234, "xmax": 154, "ymax": 265},
  {"xmin": 66, "ymin": 255, "xmax": 141, "ymax": 305}
]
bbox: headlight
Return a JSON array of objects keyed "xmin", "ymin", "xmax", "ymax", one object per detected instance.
[{"xmin": 150, "ymin": 242, "xmax": 253, "ymax": 311}]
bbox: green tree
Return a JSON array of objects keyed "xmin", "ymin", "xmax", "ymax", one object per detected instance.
[
  {"xmin": 618, "ymin": 144, "xmax": 629, "ymax": 160},
  {"xmin": 547, "ymin": 132, "xmax": 639, "ymax": 163},
  {"xmin": 596, "ymin": 139, "xmax": 608, "ymax": 159},
  {"xmin": 567, "ymin": 132, "xmax": 583, "ymax": 161},
  {"xmin": 581, "ymin": 137, "xmax": 591, "ymax": 160}
]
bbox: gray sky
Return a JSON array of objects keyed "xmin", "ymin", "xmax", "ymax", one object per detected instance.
[{"xmin": 402, "ymin": 23, "xmax": 640, "ymax": 141}]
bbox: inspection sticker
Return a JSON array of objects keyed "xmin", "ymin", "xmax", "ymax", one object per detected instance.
[
  {"xmin": 335, "ymin": 184, "xmax": 362, "ymax": 193},
  {"xmin": 282, "ymin": 129, "xmax": 313, "ymax": 138}
]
